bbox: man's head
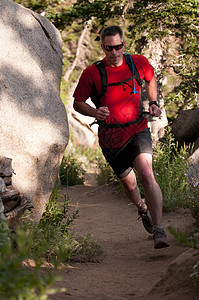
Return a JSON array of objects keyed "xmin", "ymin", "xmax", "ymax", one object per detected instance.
[
  {"xmin": 100, "ymin": 26, "xmax": 124, "ymax": 44},
  {"xmin": 100, "ymin": 26, "xmax": 125, "ymax": 67}
]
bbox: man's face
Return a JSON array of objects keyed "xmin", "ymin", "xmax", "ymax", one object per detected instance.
[{"xmin": 101, "ymin": 34, "xmax": 125, "ymax": 67}]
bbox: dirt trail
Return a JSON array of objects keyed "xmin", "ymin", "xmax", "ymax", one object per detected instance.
[{"xmin": 50, "ymin": 169, "xmax": 199, "ymax": 300}]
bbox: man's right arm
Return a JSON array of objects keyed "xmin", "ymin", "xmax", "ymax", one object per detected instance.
[{"xmin": 73, "ymin": 99, "xmax": 110, "ymax": 121}]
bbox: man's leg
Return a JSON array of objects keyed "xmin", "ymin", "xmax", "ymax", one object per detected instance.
[
  {"xmin": 133, "ymin": 153, "xmax": 169, "ymax": 248},
  {"xmin": 120, "ymin": 168, "xmax": 153, "ymax": 234},
  {"xmin": 133, "ymin": 153, "xmax": 162, "ymax": 226},
  {"xmin": 120, "ymin": 169, "xmax": 147, "ymax": 212}
]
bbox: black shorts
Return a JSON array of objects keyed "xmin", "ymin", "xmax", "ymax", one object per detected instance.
[{"xmin": 102, "ymin": 128, "xmax": 153, "ymax": 179}]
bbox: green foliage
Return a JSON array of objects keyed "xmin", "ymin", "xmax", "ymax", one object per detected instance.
[
  {"xmin": 127, "ymin": 0, "xmax": 199, "ymax": 114},
  {"xmin": 40, "ymin": 184, "xmax": 79, "ymax": 231},
  {"xmin": 46, "ymin": 0, "xmax": 126, "ymax": 30},
  {"xmin": 97, "ymin": 152, "xmax": 119, "ymax": 186},
  {"xmin": 186, "ymin": 185, "xmax": 199, "ymax": 226},
  {"xmin": 0, "ymin": 224, "xmax": 65, "ymax": 300},
  {"xmin": 72, "ymin": 234, "xmax": 103, "ymax": 262},
  {"xmin": 19, "ymin": 183, "xmax": 102, "ymax": 264},
  {"xmin": 74, "ymin": 144, "xmax": 99, "ymax": 163},
  {"xmin": 19, "ymin": 214, "xmax": 79, "ymax": 265},
  {"xmin": 153, "ymin": 129, "xmax": 194, "ymax": 211},
  {"xmin": 59, "ymin": 153, "xmax": 86, "ymax": 186},
  {"xmin": 0, "ymin": 182, "xmax": 103, "ymax": 299},
  {"xmin": 169, "ymin": 227, "xmax": 199, "ymax": 251},
  {"xmin": 14, "ymin": 0, "xmax": 58, "ymax": 13}
]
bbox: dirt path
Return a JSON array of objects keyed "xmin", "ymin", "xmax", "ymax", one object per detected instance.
[{"xmin": 50, "ymin": 169, "xmax": 199, "ymax": 300}]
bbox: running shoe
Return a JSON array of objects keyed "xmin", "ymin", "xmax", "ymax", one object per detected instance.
[
  {"xmin": 138, "ymin": 209, "xmax": 153, "ymax": 234},
  {"xmin": 153, "ymin": 227, "xmax": 170, "ymax": 249}
]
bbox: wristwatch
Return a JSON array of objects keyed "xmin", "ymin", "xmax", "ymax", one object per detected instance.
[{"xmin": 149, "ymin": 101, "xmax": 160, "ymax": 108}]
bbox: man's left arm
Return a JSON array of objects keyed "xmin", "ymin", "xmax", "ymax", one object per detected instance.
[{"xmin": 145, "ymin": 76, "xmax": 162, "ymax": 117}]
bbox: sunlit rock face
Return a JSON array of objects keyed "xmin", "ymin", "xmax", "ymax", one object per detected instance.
[{"xmin": 0, "ymin": 0, "xmax": 69, "ymax": 223}]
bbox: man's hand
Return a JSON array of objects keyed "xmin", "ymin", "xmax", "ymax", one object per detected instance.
[
  {"xmin": 95, "ymin": 106, "xmax": 110, "ymax": 121},
  {"xmin": 73, "ymin": 100, "xmax": 110, "ymax": 121},
  {"xmin": 149, "ymin": 104, "xmax": 162, "ymax": 117}
]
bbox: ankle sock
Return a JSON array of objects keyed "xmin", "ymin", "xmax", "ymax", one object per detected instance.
[
  {"xmin": 138, "ymin": 204, "xmax": 147, "ymax": 213},
  {"xmin": 153, "ymin": 225, "xmax": 163, "ymax": 231}
]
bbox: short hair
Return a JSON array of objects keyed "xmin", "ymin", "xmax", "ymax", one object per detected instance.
[{"xmin": 100, "ymin": 26, "xmax": 124, "ymax": 43}]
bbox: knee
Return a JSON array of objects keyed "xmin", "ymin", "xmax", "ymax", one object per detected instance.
[
  {"xmin": 121, "ymin": 177, "xmax": 137, "ymax": 193},
  {"xmin": 139, "ymin": 168, "xmax": 154, "ymax": 188}
]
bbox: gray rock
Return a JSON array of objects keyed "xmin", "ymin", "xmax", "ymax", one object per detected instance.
[
  {"xmin": 0, "ymin": 178, "xmax": 6, "ymax": 194},
  {"xmin": 170, "ymin": 109, "xmax": 199, "ymax": 144},
  {"xmin": 0, "ymin": 0, "xmax": 69, "ymax": 223},
  {"xmin": 170, "ymin": 109, "xmax": 199, "ymax": 187}
]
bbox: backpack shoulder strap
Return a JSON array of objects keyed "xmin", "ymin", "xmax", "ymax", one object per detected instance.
[
  {"xmin": 124, "ymin": 53, "xmax": 143, "ymax": 86},
  {"xmin": 94, "ymin": 60, "xmax": 107, "ymax": 97},
  {"xmin": 93, "ymin": 54, "xmax": 143, "ymax": 101}
]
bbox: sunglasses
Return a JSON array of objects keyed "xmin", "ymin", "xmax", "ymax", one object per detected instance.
[{"xmin": 102, "ymin": 42, "xmax": 124, "ymax": 52}]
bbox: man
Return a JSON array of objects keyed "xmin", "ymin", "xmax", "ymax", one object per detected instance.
[{"xmin": 73, "ymin": 25, "xmax": 169, "ymax": 249}]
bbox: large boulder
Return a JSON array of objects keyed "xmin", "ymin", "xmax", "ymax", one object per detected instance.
[
  {"xmin": 170, "ymin": 109, "xmax": 199, "ymax": 187},
  {"xmin": 170, "ymin": 109, "xmax": 199, "ymax": 144},
  {"xmin": 0, "ymin": 0, "xmax": 69, "ymax": 224}
]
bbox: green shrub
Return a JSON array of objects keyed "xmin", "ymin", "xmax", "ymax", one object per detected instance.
[
  {"xmin": 0, "ymin": 182, "xmax": 103, "ymax": 299},
  {"xmin": 97, "ymin": 154, "xmax": 119, "ymax": 186},
  {"xmin": 152, "ymin": 130, "xmax": 193, "ymax": 211},
  {"xmin": 40, "ymin": 184, "xmax": 79, "ymax": 231},
  {"xmin": 0, "ymin": 224, "xmax": 65, "ymax": 300},
  {"xmin": 186, "ymin": 186, "xmax": 199, "ymax": 226},
  {"xmin": 73, "ymin": 234, "xmax": 103, "ymax": 262},
  {"xmin": 19, "ymin": 184, "xmax": 102, "ymax": 264},
  {"xmin": 59, "ymin": 153, "xmax": 86, "ymax": 186},
  {"xmin": 0, "ymin": 183, "xmax": 80, "ymax": 299},
  {"xmin": 18, "ymin": 214, "xmax": 79, "ymax": 267},
  {"xmin": 17, "ymin": 184, "xmax": 79, "ymax": 263},
  {"xmin": 75, "ymin": 144, "xmax": 100, "ymax": 163}
]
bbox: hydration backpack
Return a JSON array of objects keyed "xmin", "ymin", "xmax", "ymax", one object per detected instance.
[{"xmin": 90, "ymin": 53, "xmax": 144, "ymax": 128}]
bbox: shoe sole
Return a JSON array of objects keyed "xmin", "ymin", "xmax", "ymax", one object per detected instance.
[
  {"xmin": 154, "ymin": 238, "xmax": 170, "ymax": 249},
  {"xmin": 139, "ymin": 211, "xmax": 153, "ymax": 234},
  {"xmin": 146, "ymin": 227, "xmax": 153, "ymax": 234}
]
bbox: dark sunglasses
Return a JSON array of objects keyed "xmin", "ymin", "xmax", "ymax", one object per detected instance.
[{"xmin": 102, "ymin": 42, "xmax": 124, "ymax": 52}]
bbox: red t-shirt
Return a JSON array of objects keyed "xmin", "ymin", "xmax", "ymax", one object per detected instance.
[{"xmin": 73, "ymin": 54, "xmax": 154, "ymax": 148}]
